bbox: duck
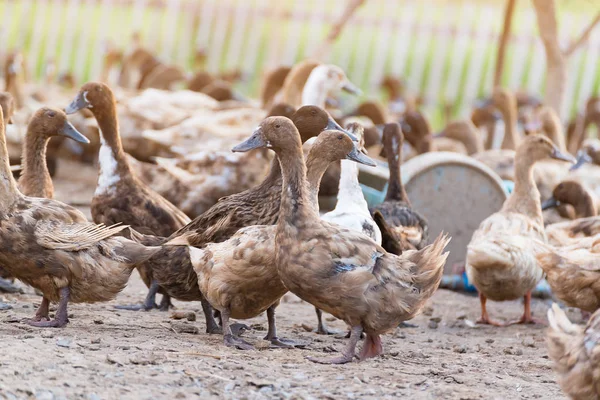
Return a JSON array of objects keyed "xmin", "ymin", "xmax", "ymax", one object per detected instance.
[
  {"xmin": 542, "ymin": 180, "xmax": 597, "ymax": 228},
  {"xmin": 547, "ymin": 304, "xmax": 600, "ymax": 399},
  {"xmin": 64, "ymin": 82, "xmax": 191, "ymax": 312},
  {"xmin": 0, "ymin": 106, "xmax": 157, "ymax": 327},
  {"xmin": 466, "ymin": 135, "xmax": 575, "ymax": 326},
  {"xmin": 435, "ymin": 119, "xmax": 485, "ymax": 155},
  {"xmin": 240, "ymin": 116, "xmax": 450, "ymax": 364},
  {"xmin": 260, "ymin": 66, "xmax": 292, "ymax": 109},
  {"xmin": 137, "ymin": 105, "xmax": 352, "ymax": 334},
  {"xmin": 18, "ymin": 108, "xmax": 90, "ymax": 198},
  {"xmin": 370, "ymin": 123, "xmax": 428, "ymax": 254},
  {"xmin": 166, "ymin": 127, "xmax": 371, "ymax": 350},
  {"xmin": 322, "ymin": 123, "xmax": 382, "ymax": 244}
]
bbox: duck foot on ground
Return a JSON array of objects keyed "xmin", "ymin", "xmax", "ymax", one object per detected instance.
[
  {"xmin": 398, "ymin": 321, "xmax": 419, "ymax": 328},
  {"xmin": 504, "ymin": 292, "xmax": 546, "ymax": 326},
  {"xmin": 315, "ymin": 308, "xmax": 340, "ymax": 335},
  {"xmin": 230, "ymin": 323, "xmax": 250, "ymax": 337},
  {"xmin": 267, "ymin": 337, "xmax": 310, "ymax": 349},
  {"xmin": 158, "ymin": 295, "xmax": 173, "ymax": 312},
  {"xmin": 114, "ymin": 280, "xmax": 161, "ymax": 311},
  {"xmin": 25, "ymin": 289, "xmax": 69, "ymax": 328},
  {"xmin": 307, "ymin": 326, "xmax": 363, "ymax": 364},
  {"xmin": 476, "ymin": 292, "xmax": 504, "ymax": 327},
  {"xmin": 0, "ymin": 278, "xmax": 21, "ymax": 293},
  {"xmin": 224, "ymin": 334, "xmax": 254, "ymax": 350}
]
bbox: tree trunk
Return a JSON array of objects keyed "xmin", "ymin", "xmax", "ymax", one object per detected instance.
[
  {"xmin": 312, "ymin": 0, "xmax": 366, "ymax": 61},
  {"xmin": 494, "ymin": 0, "xmax": 517, "ymax": 87},
  {"xmin": 531, "ymin": 0, "xmax": 566, "ymax": 115}
]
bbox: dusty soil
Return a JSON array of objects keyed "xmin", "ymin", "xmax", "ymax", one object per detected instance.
[{"xmin": 0, "ymin": 160, "xmax": 572, "ymax": 400}]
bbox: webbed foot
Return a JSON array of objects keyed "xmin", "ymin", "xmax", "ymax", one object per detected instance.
[
  {"xmin": 230, "ymin": 323, "xmax": 250, "ymax": 337},
  {"xmin": 224, "ymin": 334, "xmax": 254, "ymax": 350},
  {"xmin": 306, "ymin": 354, "xmax": 355, "ymax": 364},
  {"xmin": 266, "ymin": 336, "xmax": 310, "ymax": 349}
]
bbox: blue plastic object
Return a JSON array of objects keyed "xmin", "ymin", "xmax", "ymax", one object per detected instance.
[{"xmin": 503, "ymin": 180, "xmax": 514, "ymax": 195}]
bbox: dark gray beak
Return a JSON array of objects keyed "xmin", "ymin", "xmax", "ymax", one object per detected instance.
[
  {"xmin": 341, "ymin": 81, "xmax": 362, "ymax": 96},
  {"xmin": 570, "ymin": 149, "xmax": 592, "ymax": 171},
  {"xmin": 232, "ymin": 128, "xmax": 267, "ymax": 152},
  {"xmin": 65, "ymin": 91, "xmax": 91, "ymax": 114},
  {"xmin": 550, "ymin": 147, "xmax": 576, "ymax": 163},
  {"xmin": 60, "ymin": 121, "xmax": 90, "ymax": 144},
  {"xmin": 326, "ymin": 117, "xmax": 358, "ymax": 142},
  {"xmin": 541, "ymin": 196, "xmax": 560, "ymax": 211},
  {"xmin": 346, "ymin": 145, "xmax": 376, "ymax": 167}
]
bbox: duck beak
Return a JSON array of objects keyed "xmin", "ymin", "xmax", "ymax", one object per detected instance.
[
  {"xmin": 570, "ymin": 150, "xmax": 592, "ymax": 171},
  {"xmin": 541, "ymin": 196, "xmax": 561, "ymax": 211},
  {"xmin": 523, "ymin": 120, "xmax": 542, "ymax": 134},
  {"xmin": 326, "ymin": 117, "xmax": 358, "ymax": 142},
  {"xmin": 550, "ymin": 147, "xmax": 576, "ymax": 163},
  {"xmin": 60, "ymin": 121, "xmax": 90, "ymax": 144},
  {"xmin": 346, "ymin": 145, "xmax": 377, "ymax": 167},
  {"xmin": 232, "ymin": 127, "xmax": 267, "ymax": 152},
  {"xmin": 65, "ymin": 91, "xmax": 91, "ymax": 114},
  {"xmin": 341, "ymin": 80, "xmax": 362, "ymax": 96}
]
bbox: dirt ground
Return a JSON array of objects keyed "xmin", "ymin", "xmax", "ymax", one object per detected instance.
[{"xmin": 0, "ymin": 161, "xmax": 573, "ymax": 400}]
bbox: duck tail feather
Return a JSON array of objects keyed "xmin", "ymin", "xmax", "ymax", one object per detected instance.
[{"xmin": 410, "ymin": 233, "xmax": 451, "ymax": 292}]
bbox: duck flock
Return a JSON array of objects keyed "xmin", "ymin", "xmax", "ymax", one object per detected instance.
[{"xmin": 1, "ymin": 46, "xmax": 600, "ymax": 397}]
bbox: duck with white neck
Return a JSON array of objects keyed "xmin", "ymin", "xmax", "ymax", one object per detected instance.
[{"xmin": 301, "ymin": 64, "xmax": 361, "ymax": 108}]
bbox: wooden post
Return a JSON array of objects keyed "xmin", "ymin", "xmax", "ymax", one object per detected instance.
[
  {"xmin": 494, "ymin": 0, "xmax": 517, "ymax": 87},
  {"xmin": 312, "ymin": 0, "xmax": 366, "ymax": 61},
  {"xmin": 531, "ymin": 0, "xmax": 600, "ymax": 115}
]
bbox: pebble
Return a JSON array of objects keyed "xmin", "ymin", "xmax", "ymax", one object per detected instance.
[
  {"xmin": 429, "ymin": 317, "xmax": 441, "ymax": 323},
  {"xmin": 522, "ymin": 339, "xmax": 536, "ymax": 348},
  {"xmin": 91, "ymin": 338, "xmax": 101, "ymax": 344},
  {"xmin": 41, "ymin": 332, "xmax": 55, "ymax": 339},
  {"xmin": 93, "ymin": 319, "xmax": 104, "ymax": 325},
  {"xmin": 170, "ymin": 322, "xmax": 199, "ymax": 334},
  {"xmin": 453, "ymin": 345, "xmax": 467, "ymax": 354},
  {"xmin": 0, "ymin": 303, "xmax": 13, "ymax": 310},
  {"xmin": 428, "ymin": 321, "xmax": 438, "ymax": 330},
  {"xmin": 4, "ymin": 315, "xmax": 19, "ymax": 323},
  {"xmin": 88, "ymin": 394, "xmax": 101, "ymax": 400},
  {"xmin": 35, "ymin": 390, "xmax": 54, "ymax": 400},
  {"xmin": 171, "ymin": 311, "xmax": 196, "ymax": 322},
  {"xmin": 485, "ymin": 339, "xmax": 494, "ymax": 344},
  {"xmin": 56, "ymin": 339, "xmax": 72, "ymax": 348}
]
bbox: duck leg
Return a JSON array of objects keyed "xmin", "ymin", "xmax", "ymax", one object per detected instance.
[
  {"xmin": 307, "ymin": 326, "xmax": 362, "ymax": 364},
  {"xmin": 505, "ymin": 291, "xmax": 546, "ymax": 326},
  {"xmin": 264, "ymin": 305, "xmax": 308, "ymax": 348},
  {"xmin": 201, "ymin": 297, "xmax": 222, "ymax": 334},
  {"xmin": 476, "ymin": 293, "xmax": 503, "ymax": 327},
  {"xmin": 26, "ymin": 287, "xmax": 70, "ymax": 328},
  {"xmin": 221, "ymin": 309, "xmax": 254, "ymax": 350},
  {"xmin": 315, "ymin": 308, "xmax": 339, "ymax": 335},
  {"xmin": 27, "ymin": 297, "xmax": 51, "ymax": 322},
  {"xmin": 114, "ymin": 280, "xmax": 160, "ymax": 311},
  {"xmin": 359, "ymin": 333, "xmax": 383, "ymax": 360},
  {"xmin": 158, "ymin": 294, "xmax": 173, "ymax": 311}
]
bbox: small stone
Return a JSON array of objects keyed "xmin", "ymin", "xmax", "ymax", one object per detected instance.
[
  {"xmin": 35, "ymin": 390, "xmax": 54, "ymax": 400},
  {"xmin": 56, "ymin": 339, "xmax": 72, "ymax": 348},
  {"xmin": 513, "ymin": 348, "xmax": 524, "ymax": 356},
  {"xmin": 504, "ymin": 347, "xmax": 514, "ymax": 355},
  {"xmin": 453, "ymin": 345, "xmax": 467, "ymax": 354},
  {"xmin": 91, "ymin": 338, "xmax": 101, "ymax": 344},
  {"xmin": 353, "ymin": 377, "xmax": 361, "ymax": 384},
  {"xmin": 106, "ymin": 355, "xmax": 124, "ymax": 366},
  {"xmin": 170, "ymin": 311, "xmax": 196, "ymax": 322},
  {"xmin": 0, "ymin": 303, "xmax": 13, "ymax": 310},
  {"xmin": 93, "ymin": 319, "xmax": 104, "ymax": 325},
  {"xmin": 335, "ymin": 375, "xmax": 345, "ymax": 380},
  {"xmin": 130, "ymin": 353, "xmax": 164, "ymax": 365},
  {"xmin": 170, "ymin": 322, "xmax": 199, "ymax": 334},
  {"xmin": 429, "ymin": 317, "xmax": 441, "ymax": 323},
  {"xmin": 88, "ymin": 394, "xmax": 101, "ymax": 400},
  {"xmin": 485, "ymin": 339, "xmax": 494, "ymax": 344},
  {"xmin": 456, "ymin": 314, "xmax": 467, "ymax": 320},
  {"xmin": 3, "ymin": 315, "xmax": 19, "ymax": 323},
  {"xmin": 22, "ymin": 335, "xmax": 34, "ymax": 339},
  {"xmin": 41, "ymin": 332, "xmax": 55, "ymax": 339},
  {"xmin": 522, "ymin": 339, "xmax": 536, "ymax": 348},
  {"xmin": 428, "ymin": 321, "xmax": 438, "ymax": 330}
]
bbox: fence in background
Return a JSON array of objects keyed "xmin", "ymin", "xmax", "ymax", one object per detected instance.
[{"xmin": 1, "ymin": 0, "xmax": 599, "ymax": 124}]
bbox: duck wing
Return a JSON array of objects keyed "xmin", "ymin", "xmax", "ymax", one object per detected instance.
[{"xmin": 35, "ymin": 221, "xmax": 127, "ymax": 251}]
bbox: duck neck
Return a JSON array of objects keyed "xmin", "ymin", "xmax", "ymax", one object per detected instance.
[
  {"xmin": 21, "ymin": 131, "xmax": 53, "ymax": 198},
  {"xmin": 278, "ymin": 146, "xmax": 319, "ymax": 229},
  {"xmin": 385, "ymin": 137, "xmax": 410, "ymax": 204},
  {"xmin": 305, "ymin": 152, "xmax": 334, "ymax": 211},
  {"xmin": 0, "ymin": 112, "xmax": 21, "ymax": 210},
  {"xmin": 573, "ymin": 194, "xmax": 597, "ymax": 218},
  {"xmin": 500, "ymin": 105, "xmax": 519, "ymax": 150},
  {"xmin": 5, "ymin": 74, "xmax": 23, "ymax": 109},
  {"xmin": 259, "ymin": 157, "xmax": 283, "ymax": 191},
  {"xmin": 301, "ymin": 74, "xmax": 327, "ymax": 108},
  {"xmin": 502, "ymin": 156, "xmax": 542, "ymax": 223},
  {"xmin": 93, "ymin": 104, "xmax": 133, "ymax": 193},
  {"xmin": 336, "ymin": 160, "xmax": 368, "ymax": 212}
]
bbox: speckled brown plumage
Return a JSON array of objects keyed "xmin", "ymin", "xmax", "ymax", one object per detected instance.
[
  {"xmin": 258, "ymin": 117, "xmax": 449, "ymax": 363},
  {"xmin": 370, "ymin": 123, "xmax": 428, "ymax": 253},
  {"xmin": 547, "ymin": 304, "xmax": 600, "ymax": 399},
  {"xmin": 0, "ymin": 106, "xmax": 157, "ymax": 327},
  {"xmin": 65, "ymin": 82, "xmax": 190, "ymax": 310}
]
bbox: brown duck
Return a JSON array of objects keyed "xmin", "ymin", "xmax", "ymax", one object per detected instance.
[
  {"xmin": 244, "ymin": 117, "xmax": 450, "ymax": 364},
  {"xmin": 65, "ymin": 82, "xmax": 191, "ymax": 312},
  {"xmin": 371, "ymin": 123, "xmax": 428, "ymax": 254},
  {"xmin": 0, "ymin": 106, "xmax": 157, "ymax": 328},
  {"xmin": 167, "ymin": 126, "xmax": 371, "ymax": 350},
  {"xmin": 140, "ymin": 105, "xmax": 354, "ymax": 334}
]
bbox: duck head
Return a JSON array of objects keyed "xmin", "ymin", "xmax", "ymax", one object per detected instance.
[
  {"xmin": 310, "ymin": 129, "xmax": 376, "ymax": 167},
  {"xmin": 485, "ymin": 88, "xmax": 517, "ymax": 116},
  {"xmin": 303, "ymin": 65, "xmax": 361, "ymax": 107},
  {"xmin": 291, "ymin": 105, "xmax": 357, "ymax": 142},
  {"xmin": 516, "ymin": 135, "xmax": 575, "ymax": 164},
  {"xmin": 401, "ymin": 111, "xmax": 432, "ymax": 153},
  {"xmin": 28, "ymin": 107, "xmax": 89, "ymax": 144},
  {"xmin": 232, "ymin": 117, "xmax": 374, "ymax": 167},
  {"xmin": 65, "ymin": 82, "xmax": 113, "ymax": 116},
  {"xmin": 542, "ymin": 180, "xmax": 597, "ymax": 218},
  {"xmin": 266, "ymin": 103, "xmax": 296, "ymax": 119},
  {"xmin": 436, "ymin": 120, "xmax": 484, "ymax": 155}
]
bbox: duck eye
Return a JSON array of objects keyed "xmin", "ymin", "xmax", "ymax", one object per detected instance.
[
  {"xmin": 337, "ymin": 135, "xmax": 343, "ymax": 140},
  {"xmin": 47, "ymin": 111, "xmax": 56, "ymax": 118},
  {"xmin": 311, "ymin": 110, "xmax": 317, "ymax": 116},
  {"xmin": 275, "ymin": 124, "xmax": 281, "ymax": 129}
]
